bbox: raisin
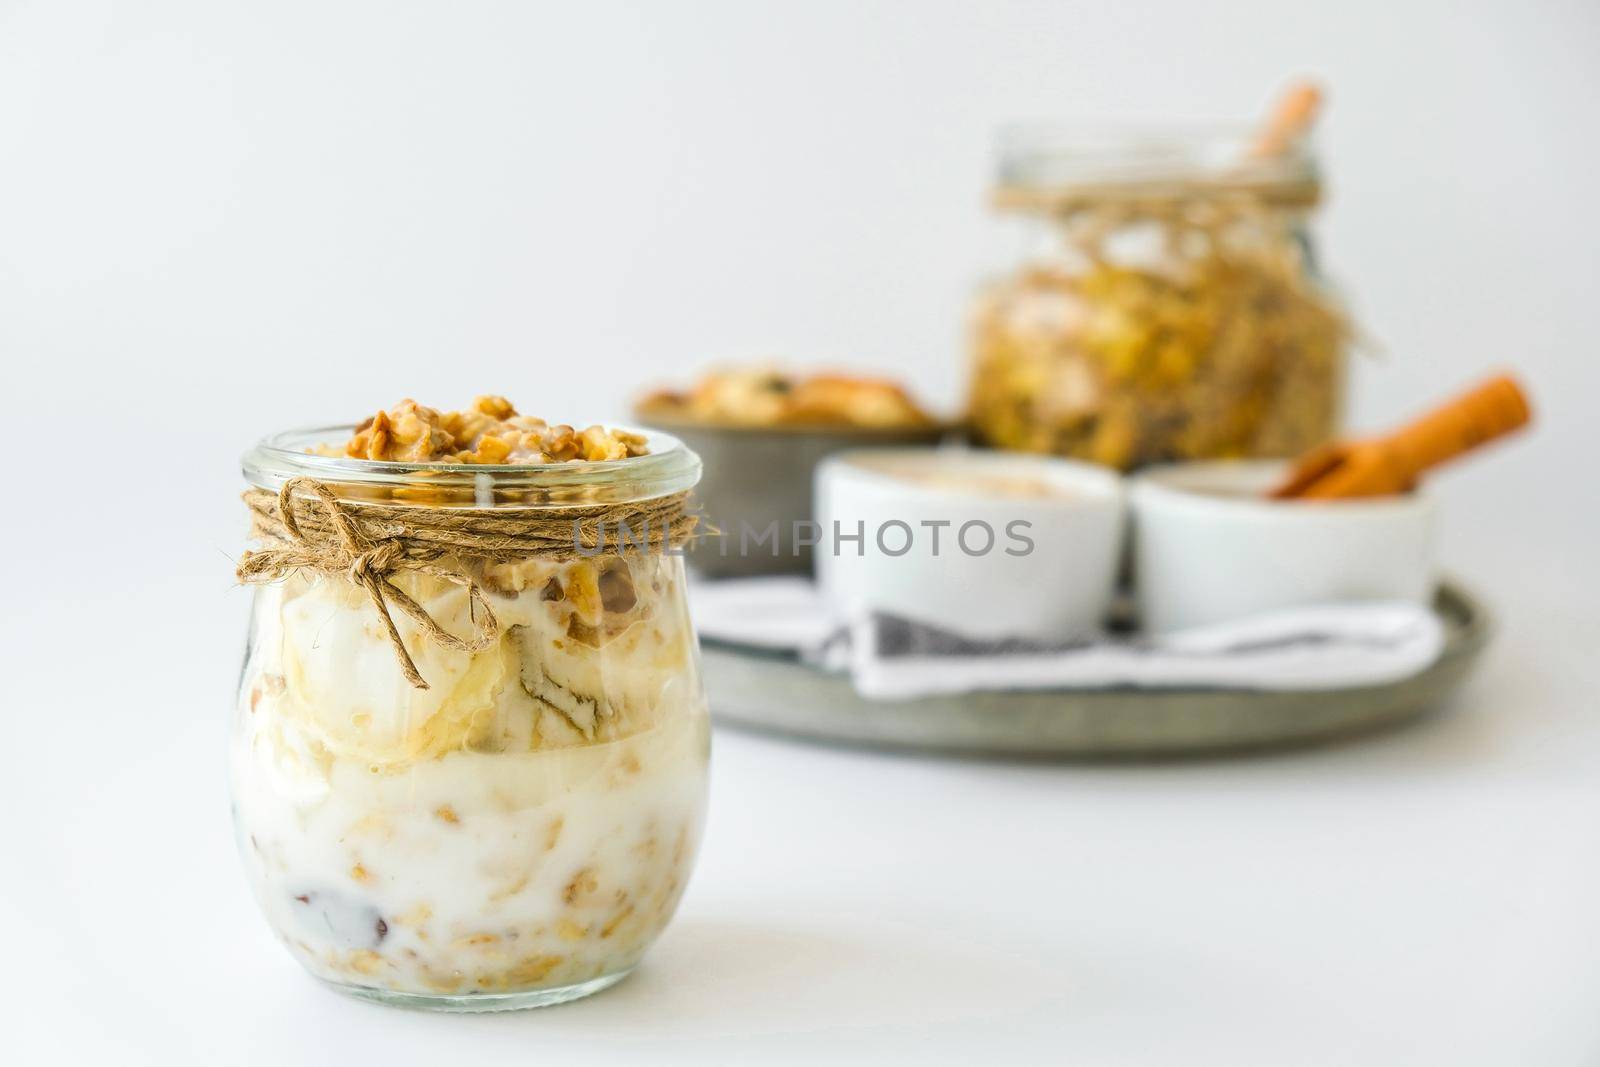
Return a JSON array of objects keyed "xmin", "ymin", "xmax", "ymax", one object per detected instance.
[{"xmin": 598, "ymin": 565, "xmax": 637, "ymax": 614}]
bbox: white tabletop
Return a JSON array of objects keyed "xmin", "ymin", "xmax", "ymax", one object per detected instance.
[{"xmin": 9, "ymin": 556, "xmax": 1598, "ymax": 1066}]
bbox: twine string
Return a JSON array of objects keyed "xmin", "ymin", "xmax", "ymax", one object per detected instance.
[{"xmin": 236, "ymin": 476, "xmax": 693, "ymax": 689}]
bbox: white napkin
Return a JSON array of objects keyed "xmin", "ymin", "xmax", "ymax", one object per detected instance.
[{"xmin": 690, "ymin": 576, "xmax": 1445, "ymax": 700}]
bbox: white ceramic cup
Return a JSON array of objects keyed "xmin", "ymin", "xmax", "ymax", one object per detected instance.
[
  {"xmin": 815, "ymin": 448, "xmax": 1125, "ymax": 641},
  {"xmin": 1131, "ymin": 460, "xmax": 1436, "ymax": 633}
]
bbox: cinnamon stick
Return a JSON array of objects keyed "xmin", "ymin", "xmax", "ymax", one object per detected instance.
[
  {"xmin": 1249, "ymin": 81, "xmax": 1324, "ymax": 158},
  {"xmin": 1270, "ymin": 374, "xmax": 1532, "ymax": 499}
]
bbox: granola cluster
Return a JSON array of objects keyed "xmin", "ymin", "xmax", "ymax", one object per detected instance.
[
  {"xmin": 320, "ymin": 396, "xmax": 650, "ymax": 464},
  {"xmin": 637, "ymin": 368, "xmax": 933, "ymax": 429}
]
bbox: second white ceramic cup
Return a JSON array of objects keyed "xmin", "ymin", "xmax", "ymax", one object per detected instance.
[{"xmin": 1131, "ymin": 460, "xmax": 1436, "ymax": 633}]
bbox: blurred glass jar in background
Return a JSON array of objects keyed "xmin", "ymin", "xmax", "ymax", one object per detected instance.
[{"xmin": 968, "ymin": 125, "xmax": 1347, "ymax": 469}]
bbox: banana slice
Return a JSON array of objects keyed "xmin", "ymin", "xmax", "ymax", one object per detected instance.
[
  {"xmin": 276, "ymin": 573, "xmax": 508, "ymax": 767},
  {"xmin": 270, "ymin": 557, "xmax": 696, "ymax": 764}
]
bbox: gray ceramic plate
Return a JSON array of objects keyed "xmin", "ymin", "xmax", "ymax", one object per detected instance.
[
  {"xmin": 634, "ymin": 412, "xmax": 949, "ymax": 578},
  {"xmin": 701, "ymin": 582, "xmax": 1490, "ymax": 757}
]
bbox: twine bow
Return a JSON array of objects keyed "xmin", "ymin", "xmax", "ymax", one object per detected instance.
[{"xmin": 237, "ymin": 477, "xmax": 499, "ymax": 689}]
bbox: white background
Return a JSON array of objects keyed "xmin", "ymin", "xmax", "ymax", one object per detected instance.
[{"xmin": 2, "ymin": 2, "xmax": 1598, "ymax": 1064}]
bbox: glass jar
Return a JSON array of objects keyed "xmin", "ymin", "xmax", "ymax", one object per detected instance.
[
  {"xmin": 231, "ymin": 427, "xmax": 708, "ymax": 1011},
  {"xmin": 968, "ymin": 125, "xmax": 1347, "ymax": 469}
]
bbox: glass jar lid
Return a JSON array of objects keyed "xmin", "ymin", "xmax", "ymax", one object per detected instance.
[{"xmin": 993, "ymin": 122, "xmax": 1321, "ymax": 213}]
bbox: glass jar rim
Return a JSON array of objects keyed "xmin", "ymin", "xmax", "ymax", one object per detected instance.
[
  {"xmin": 993, "ymin": 120, "xmax": 1320, "ymax": 210},
  {"xmin": 242, "ymin": 423, "xmax": 702, "ymax": 508}
]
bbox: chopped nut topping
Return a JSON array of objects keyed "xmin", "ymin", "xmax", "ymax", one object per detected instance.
[{"xmin": 318, "ymin": 396, "xmax": 650, "ymax": 464}]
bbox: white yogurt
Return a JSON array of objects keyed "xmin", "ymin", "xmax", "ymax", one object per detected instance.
[{"xmin": 231, "ymin": 557, "xmax": 709, "ymax": 998}]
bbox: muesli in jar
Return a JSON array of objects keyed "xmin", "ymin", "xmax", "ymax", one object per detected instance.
[
  {"xmin": 231, "ymin": 397, "xmax": 708, "ymax": 1011},
  {"xmin": 969, "ymin": 86, "xmax": 1348, "ymax": 469}
]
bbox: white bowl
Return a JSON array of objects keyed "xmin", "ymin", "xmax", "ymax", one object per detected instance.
[
  {"xmin": 1131, "ymin": 460, "xmax": 1436, "ymax": 633},
  {"xmin": 815, "ymin": 448, "xmax": 1125, "ymax": 641}
]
